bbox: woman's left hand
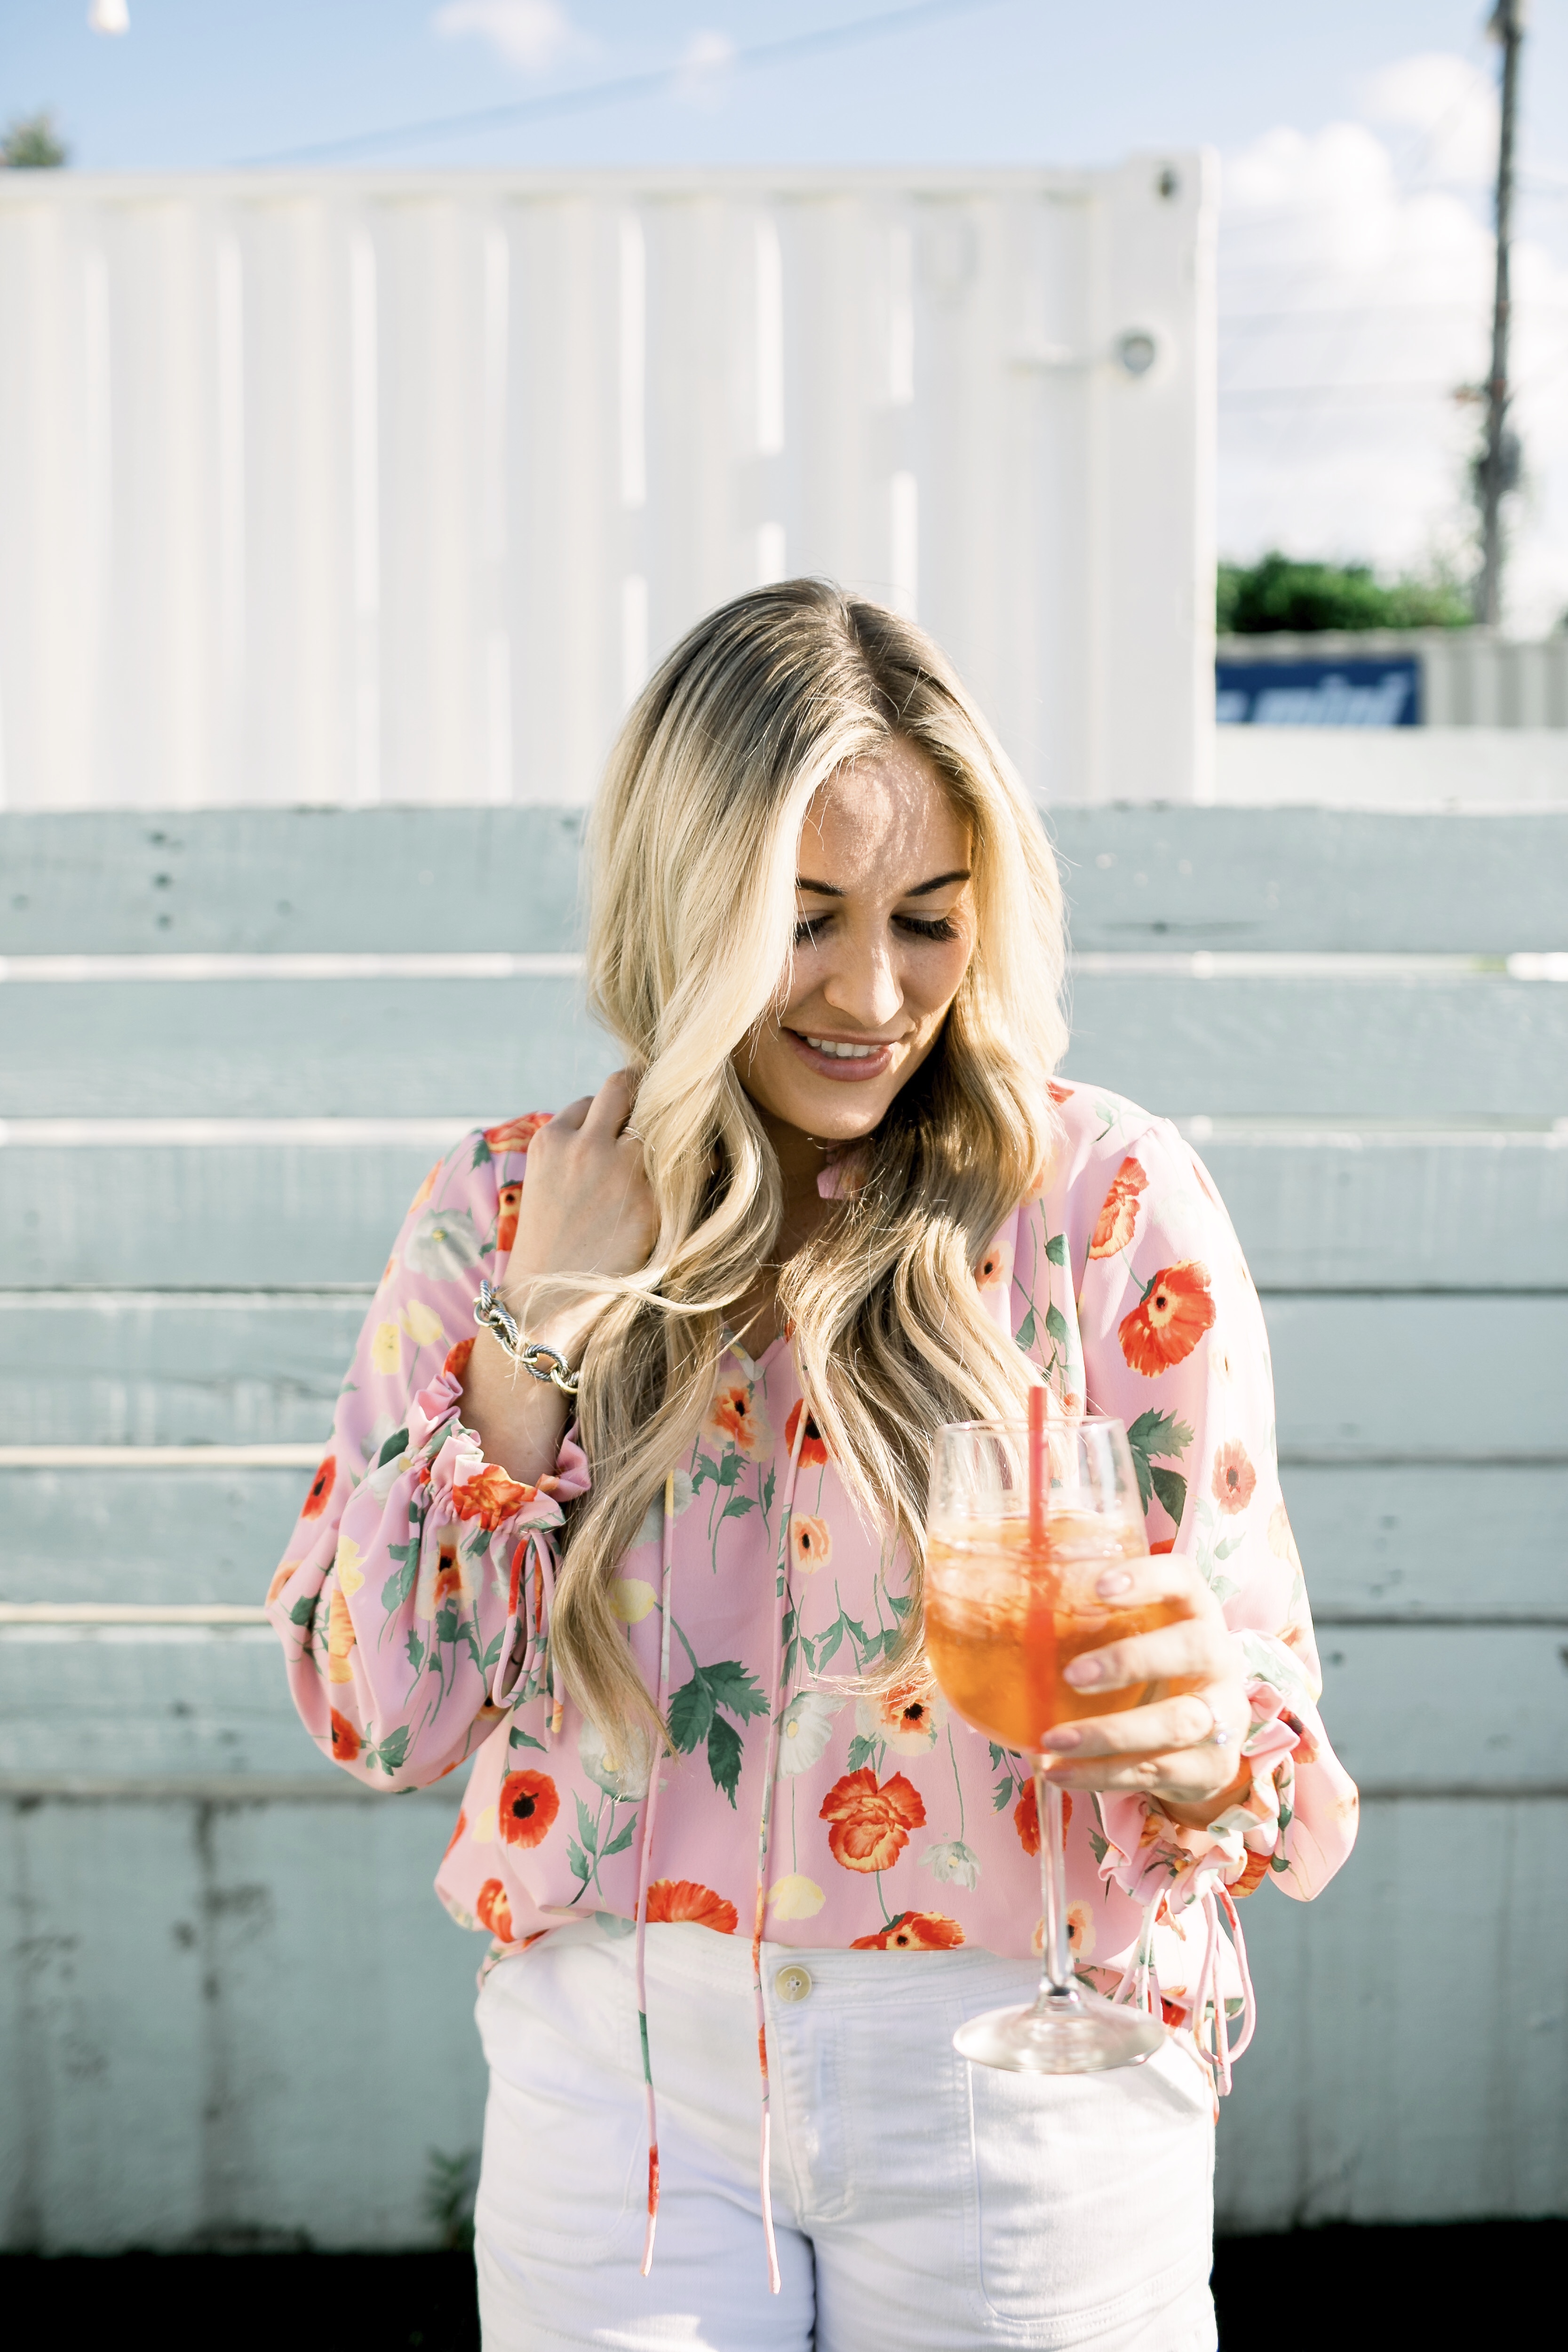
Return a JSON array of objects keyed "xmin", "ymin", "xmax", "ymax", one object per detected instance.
[{"xmin": 1038, "ymin": 1550, "xmax": 1253, "ymax": 1829}]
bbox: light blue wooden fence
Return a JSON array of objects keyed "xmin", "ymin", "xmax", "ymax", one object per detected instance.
[{"xmin": 2, "ymin": 805, "xmax": 1565, "ymax": 2249}]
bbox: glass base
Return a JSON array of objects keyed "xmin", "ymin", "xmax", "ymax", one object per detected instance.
[{"xmin": 954, "ymin": 1984, "xmax": 1166, "ymax": 2074}]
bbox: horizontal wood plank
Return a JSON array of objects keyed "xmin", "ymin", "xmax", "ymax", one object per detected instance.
[
  {"xmin": 1061, "ymin": 974, "xmax": 1568, "ymax": 1120},
  {"xmin": 1266, "ymin": 1294, "xmax": 1568, "ymax": 1462},
  {"xmin": 1054, "ymin": 807, "xmax": 1568, "ymax": 954},
  {"xmin": 0, "ymin": 1791, "xmax": 487, "ymax": 2250},
  {"xmin": 0, "ymin": 975, "xmax": 618, "ymax": 1119},
  {"xmin": 4, "ymin": 1290, "xmax": 1560, "ymax": 1453},
  {"xmin": 3, "ymin": 1462, "xmax": 1563, "ymax": 1626},
  {"xmin": 5, "ymin": 970, "xmax": 1568, "ymax": 1119},
  {"xmin": 2, "ymin": 1132, "xmax": 1562, "ymax": 1291},
  {"xmin": 6, "ymin": 807, "xmax": 1568, "ymax": 957},
  {"xmin": 0, "ymin": 808, "xmax": 586, "ymax": 956},
  {"xmin": 1215, "ymin": 1794, "xmax": 1568, "ymax": 2227}
]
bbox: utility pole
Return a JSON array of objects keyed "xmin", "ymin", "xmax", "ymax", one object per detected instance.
[{"xmin": 1475, "ymin": 0, "xmax": 1525, "ymax": 626}]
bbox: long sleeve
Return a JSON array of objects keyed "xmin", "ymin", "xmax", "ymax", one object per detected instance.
[
  {"xmin": 265, "ymin": 1119, "xmax": 588, "ymax": 1792},
  {"xmin": 1059, "ymin": 1111, "xmax": 1360, "ymax": 1916}
]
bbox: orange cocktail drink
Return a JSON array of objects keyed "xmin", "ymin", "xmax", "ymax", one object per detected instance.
[{"xmin": 924, "ymin": 1511, "xmax": 1181, "ymax": 1755}]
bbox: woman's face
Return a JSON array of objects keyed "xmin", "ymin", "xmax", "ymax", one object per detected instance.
[{"xmin": 736, "ymin": 739, "xmax": 976, "ymax": 1148}]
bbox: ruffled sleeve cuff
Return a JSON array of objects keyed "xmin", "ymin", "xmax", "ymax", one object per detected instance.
[
  {"xmin": 1093, "ymin": 1677, "xmax": 1313, "ymax": 1915},
  {"xmin": 394, "ymin": 1356, "xmax": 592, "ymax": 1709}
]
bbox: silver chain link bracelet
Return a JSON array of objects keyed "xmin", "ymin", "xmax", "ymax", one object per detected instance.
[{"xmin": 473, "ymin": 1280, "xmax": 581, "ymax": 1396}]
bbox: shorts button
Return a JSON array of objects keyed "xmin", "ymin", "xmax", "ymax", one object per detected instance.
[{"xmin": 774, "ymin": 1963, "xmax": 813, "ymax": 2003}]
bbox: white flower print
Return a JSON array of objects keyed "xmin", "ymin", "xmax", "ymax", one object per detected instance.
[
  {"xmin": 777, "ymin": 1690, "xmax": 843, "ymax": 1776},
  {"xmin": 403, "ymin": 1206, "xmax": 482, "ymax": 1280},
  {"xmin": 578, "ymin": 1715, "xmax": 651, "ymax": 1803},
  {"xmin": 918, "ymin": 1838, "xmax": 981, "ymax": 1891}
]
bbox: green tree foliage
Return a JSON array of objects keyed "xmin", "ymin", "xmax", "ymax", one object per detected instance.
[
  {"xmin": 1, "ymin": 112, "xmax": 68, "ymax": 168},
  {"xmin": 1218, "ymin": 552, "xmax": 1472, "ymax": 636}
]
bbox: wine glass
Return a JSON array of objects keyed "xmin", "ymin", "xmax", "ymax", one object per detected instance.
[{"xmin": 924, "ymin": 1398, "xmax": 1170, "ymax": 2072}]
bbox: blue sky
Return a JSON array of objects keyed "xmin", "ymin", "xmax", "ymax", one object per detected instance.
[{"xmin": 6, "ymin": 2, "xmax": 1568, "ymax": 623}]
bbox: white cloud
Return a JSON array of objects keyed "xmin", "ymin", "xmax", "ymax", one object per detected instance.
[
  {"xmin": 673, "ymin": 30, "xmax": 737, "ymax": 111},
  {"xmin": 1357, "ymin": 51, "xmax": 1498, "ymax": 188},
  {"xmin": 1218, "ymin": 56, "xmax": 1568, "ymax": 632},
  {"xmin": 433, "ymin": 0, "xmax": 580, "ymax": 75}
]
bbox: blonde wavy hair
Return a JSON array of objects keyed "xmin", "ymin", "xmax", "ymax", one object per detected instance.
[{"xmin": 549, "ymin": 579, "xmax": 1069, "ymax": 1742}]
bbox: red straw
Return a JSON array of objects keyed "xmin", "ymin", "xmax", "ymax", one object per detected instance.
[{"xmin": 1027, "ymin": 1385, "xmax": 1045, "ymax": 1546}]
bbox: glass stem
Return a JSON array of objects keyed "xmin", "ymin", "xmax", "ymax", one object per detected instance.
[{"xmin": 1035, "ymin": 1763, "xmax": 1076, "ymax": 2003}]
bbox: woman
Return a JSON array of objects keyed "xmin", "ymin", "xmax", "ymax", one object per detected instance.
[{"xmin": 269, "ymin": 581, "xmax": 1357, "ymax": 2350}]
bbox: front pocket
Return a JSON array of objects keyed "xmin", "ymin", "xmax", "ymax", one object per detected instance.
[
  {"xmin": 475, "ymin": 1941, "xmax": 645, "ymax": 2258},
  {"xmin": 968, "ymin": 2055, "xmax": 1215, "ymax": 2333}
]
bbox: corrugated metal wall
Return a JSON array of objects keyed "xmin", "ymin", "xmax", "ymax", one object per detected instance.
[{"xmin": 0, "ymin": 162, "xmax": 1214, "ymax": 814}]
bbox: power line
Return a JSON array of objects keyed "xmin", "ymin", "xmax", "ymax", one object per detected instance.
[{"xmin": 234, "ymin": 0, "xmax": 1008, "ymax": 168}]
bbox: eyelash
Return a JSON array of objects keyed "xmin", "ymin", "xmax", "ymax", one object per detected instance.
[{"xmin": 793, "ymin": 914, "xmax": 960, "ymax": 946}]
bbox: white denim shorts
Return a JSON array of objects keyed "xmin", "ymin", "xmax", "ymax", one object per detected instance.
[{"xmin": 474, "ymin": 1921, "xmax": 1217, "ymax": 2352}]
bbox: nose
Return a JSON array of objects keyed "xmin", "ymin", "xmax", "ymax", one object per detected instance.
[{"xmin": 820, "ymin": 931, "xmax": 904, "ymax": 1032}]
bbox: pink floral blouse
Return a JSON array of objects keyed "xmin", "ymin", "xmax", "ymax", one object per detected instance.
[{"xmin": 268, "ymin": 1082, "xmax": 1357, "ymax": 2060}]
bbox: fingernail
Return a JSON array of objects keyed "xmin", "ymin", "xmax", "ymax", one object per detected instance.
[
  {"xmin": 1063, "ymin": 1655, "xmax": 1102, "ymax": 1687},
  {"xmin": 1097, "ymin": 1569, "xmax": 1134, "ymax": 1597},
  {"xmin": 1041, "ymin": 1726, "xmax": 1082, "ymax": 1751}
]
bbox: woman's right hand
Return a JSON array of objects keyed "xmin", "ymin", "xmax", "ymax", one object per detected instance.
[
  {"xmin": 504, "ymin": 1067, "xmax": 658, "ymax": 1311},
  {"xmin": 459, "ymin": 1070, "xmax": 656, "ymax": 1486}
]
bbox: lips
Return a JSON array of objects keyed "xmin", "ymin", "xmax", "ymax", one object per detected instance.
[{"xmin": 785, "ymin": 1030, "xmax": 898, "ymax": 1083}]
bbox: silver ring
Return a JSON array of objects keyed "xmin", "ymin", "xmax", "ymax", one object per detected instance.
[
  {"xmin": 622, "ymin": 1123, "xmax": 643, "ymax": 1140},
  {"xmin": 1199, "ymin": 1698, "xmax": 1235, "ymax": 1749}
]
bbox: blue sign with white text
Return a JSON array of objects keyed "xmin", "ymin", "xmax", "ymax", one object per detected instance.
[{"xmin": 1216, "ymin": 656, "xmax": 1421, "ymax": 726}]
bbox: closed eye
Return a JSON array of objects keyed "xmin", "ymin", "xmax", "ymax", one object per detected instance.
[{"xmin": 895, "ymin": 913, "xmax": 960, "ymax": 941}]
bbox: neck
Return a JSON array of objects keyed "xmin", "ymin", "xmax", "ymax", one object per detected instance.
[{"xmin": 752, "ymin": 1104, "xmax": 835, "ymax": 1244}]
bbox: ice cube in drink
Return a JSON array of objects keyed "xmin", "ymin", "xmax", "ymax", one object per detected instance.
[{"xmin": 924, "ymin": 1510, "xmax": 1182, "ymax": 1754}]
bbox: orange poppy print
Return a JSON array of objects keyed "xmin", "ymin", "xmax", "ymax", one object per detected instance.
[
  {"xmin": 785, "ymin": 1399, "xmax": 829, "ymax": 1467},
  {"xmin": 432, "ymin": 1532, "xmax": 463, "ymax": 1606},
  {"xmin": 476, "ymin": 1878, "xmax": 515, "ymax": 1941},
  {"xmin": 788, "ymin": 1514, "xmax": 832, "ymax": 1573},
  {"xmin": 1089, "ymin": 1156, "xmax": 1148, "ymax": 1259},
  {"xmin": 819, "ymin": 1767, "xmax": 925, "ymax": 1873},
  {"xmin": 852, "ymin": 1911, "xmax": 964, "ymax": 1950},
  {"xmin": 645, "ymin": 1879, "xmax": 740, "ymax": 1934},
  {"xmin": 485, "ymin": 1112, "xmax": 551, "ymax": 1155},
  {"xmin": 495, "ymin": 1182, "xmax": 523, "ymax": 1255},
  {"xmin": 497, "ymin": 1770, "xmax": 560, "ymax": 1849},
  {"xmin": 453, "ymin": 1462, "xmax": 537, "ymax": 1530},
  {"xmin": 1047, "ymin": 1080, "xmax": 1073, "ymax": 1105},
  {"xmin": 1212, "ymin": 1440, "xmax": 1257, "ymax": 1514},
  {"xmin": 443, "ymin": 1336, "xmax": 475, "ymax": 1382},
  {"xmin": 1229, "ymin": 1848, "xmax": 1271, "ymax": 1899},
  {"xmin": 301, "ymin": 1454, "xmax": 337, "ymax": 1520},
  {"xmin": 329, "ymin": 1709, "xmax": 360, "ymax": 1763},
  {"xmin": 443, "ymin": 1810, "xmax": 468, "ymax": 1860},
  {"xmin": 1013, "ymin": 1781, "xmax": 1072, "ymax": 1857},
  {"xmin": 1118, "ymin": 1261, "xmax": 1216, "ymax": 1376},
  {"xmin": 708, "ymin": 1382, "xmax": 768, "ymax": 1458}
]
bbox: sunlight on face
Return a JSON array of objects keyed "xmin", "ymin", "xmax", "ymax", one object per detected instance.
[{"xmin": 735, "ymin": 739, "xmax": 975, "ymax": 1147}]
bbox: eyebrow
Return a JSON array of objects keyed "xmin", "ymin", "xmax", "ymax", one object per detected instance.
[{"xmin": 796, "ymin": 869, "xmax": 971, "ymax": 900}]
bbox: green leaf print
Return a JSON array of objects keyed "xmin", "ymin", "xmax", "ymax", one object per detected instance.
[
  {"xmin": 369, "ymin": 1724, "xmax": 411, "ymax": 1775},
  {"xmin": 668, "ymin": 1657, "xmax": 767, "ymax": 1805},
  {"xmin": 288, "ymin": 1595, "xmax": 318, "ymax": 1629},
  {"xmin": 762, "ymin": 1466, "xmax": 776, "ymax": 1517},
  {"xmin": 720, "ymin": 1492, "xmax": 757, "ymax": 1522},
  {"xmin": 668, "ymin": 1675, "xmax": 716, "ymax": 1750},
  {"xmin": 1015, "ymin": 1305, "xmax": 1036, "ymax": 1351},
  {"xmin": 847, "ymin": 1734, "xmax": 879, "ymax": 1774},
  {"xmin": 376, "ymin": 1426, "xmax": 409, "ymax": 1468},
  {"xmin": 574, "ymin": 1793, "xmax": 599, "ymax": 1856},
  {"xmin": 1149, "ymin": 1467, "xmax": 1188, "ymax": 1529},
  {"xmin": 993, "ymin": 1776, "xmax": 1015, "ymax": 1812},
  {"xmin": 706, "ymin": 1712, "xmax": 744, "ymax": 1805},
  {"xmin": 405, "ymin": 1628, "xmax": 426, "ymax": 1671},
  {"xmin": 1044, "ymin": 1232, "xmax": 1068, "ymax": 1267},
  {"xmin": 434, "ymin": 1601, "xmax": 461, "ymax": 1650},
  {"xmin": 702, "ymin": 1661, "xmax": 769, "ymax": 1721},
  {"xmin": 602, "ymin": 1816, "xmax": 638, "ymax": 1860},
  {"xmin": 509, "ymin": 1723, "xmax": 545, "ymax": 1752},
  {"xmin": 1043, "ymin": 1303, "xmax": 1069, "ymax": 1346},
  {"xmin": 382, "ymin": 1542, "xmax": 420, "ymax": 1611},
  {"xmin": 1125, "ymin": 1411, "xmax": 1195, "ymax": 1515},
  {"xmin": 566, "ymin": 1838, "xmax": 590, "ymax": 1885}
]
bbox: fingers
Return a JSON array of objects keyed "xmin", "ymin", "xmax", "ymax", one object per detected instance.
[
  {"xmin": 1091, "ymin": 1552, "xmax": 1206, "ymax": 1611},
  {"xmin": 1062, "ymin": 1614, "xmax": 1231, "ymax": 1698},
  {"xmin": 1041, "ymin": 1689, "xmax": 1225, "ymax": 1765},
  {"xmin": 581, "ymin": 1068, "xmax": 637, "ymax": 1136},
  {"xmin": 542, "ymin": 1091, "xmax": 595, "ymax": 1137},
  {"xmin": 1041, "ymin": 1740, "xmax": 1245, "ymax": 1805}
]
